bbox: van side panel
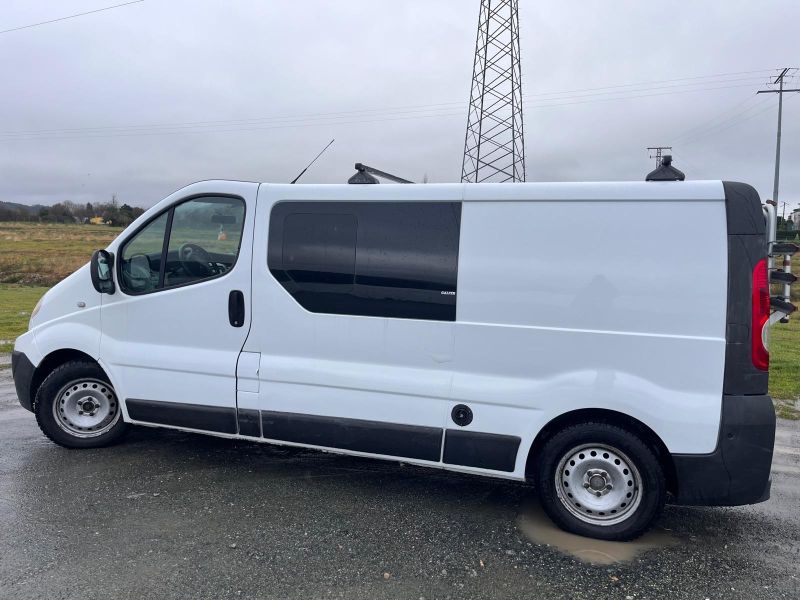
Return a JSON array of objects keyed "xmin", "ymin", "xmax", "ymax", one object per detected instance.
[{"xmin": 455, "ymin": 197, "xmax": 728, "ymax": 469}]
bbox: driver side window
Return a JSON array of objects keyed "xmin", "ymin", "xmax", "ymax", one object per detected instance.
[
  {"xmin": 119, "ymin": 196, "xmax": 245, "ymax": 295},
  {"xmin": 120, "ymin": 212, "xmax": 168, "ymax": 294}
]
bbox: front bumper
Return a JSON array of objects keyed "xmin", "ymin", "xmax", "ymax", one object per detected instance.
[
  {"xmin": 11, "ymin": 351, "xmax": 35, "ymax": 412},
  {"xmin": 671, "ymin": 394, "xmax": 775, "ymax": 506}
]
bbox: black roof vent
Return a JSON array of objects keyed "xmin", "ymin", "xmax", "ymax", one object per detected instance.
[{"xmin": 646, "ymin": 155, "xmax": 685, "ymax": 182}]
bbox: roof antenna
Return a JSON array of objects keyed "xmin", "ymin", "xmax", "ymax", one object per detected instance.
[{"xmin": 290, "ymin": 139, "xmax": 335, "ymax": 184}]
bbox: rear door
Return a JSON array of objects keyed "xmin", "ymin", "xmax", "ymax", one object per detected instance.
[{"xmin": 101, "ymin": 181, "xmax": 257, "ymax": 433}]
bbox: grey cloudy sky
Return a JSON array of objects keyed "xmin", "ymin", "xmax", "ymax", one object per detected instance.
[{"xmin": 0, "ymin": 0, "xmax": 798, "ymax": 212}]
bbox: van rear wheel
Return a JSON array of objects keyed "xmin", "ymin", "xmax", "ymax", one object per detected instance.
[
  {"xmin": 34, "ymin": 361, "xmax": 127, "ymax": 449},
  {"xmin": 534, "ymin": 422, "xmax": 665, "ymax": 541}
]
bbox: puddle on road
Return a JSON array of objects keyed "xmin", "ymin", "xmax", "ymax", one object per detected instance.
[{"xmin": 517, "ymin": 501, "xmax": 679, "ymax": 565}]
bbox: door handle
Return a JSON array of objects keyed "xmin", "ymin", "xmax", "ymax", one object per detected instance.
[{"xmin": 228, "ymin": 290, "xmax": 245, "ymax": 327}]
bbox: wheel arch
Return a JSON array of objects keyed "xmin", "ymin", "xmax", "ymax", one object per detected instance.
[
  {"xmin": 526, "ymin": 408, "xmax": 678, "ymax": 496},
  {"xmin": 29, "ymin": 349, "xmax": 100, "ymax": 409}
]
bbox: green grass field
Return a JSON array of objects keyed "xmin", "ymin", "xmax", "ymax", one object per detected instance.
[
  {"xmin": 0, "ymin": 222, "xmax": 122, "ymax": 286},
  {"xmin": 0, "ymin": 222, "xmax": 797, "ymax": 414},
  {"xmin": 0, "ymin": 285, "xmax": 48, "ymax": 353},
  {"xmin": 771, "ymin": 316, "xmax": 800, "ymax": 418}
]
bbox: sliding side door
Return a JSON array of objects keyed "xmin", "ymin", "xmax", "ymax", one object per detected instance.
[{"xmin": 241, "ymin": 187, "xmax": 462, "ymax": 463}]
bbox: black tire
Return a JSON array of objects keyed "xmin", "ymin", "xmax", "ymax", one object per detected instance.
[
  {"xmin": 34, "ymin": 360, "xmax": 127, "ymax": 449},
  {"xmin": 534, "ymin": 422, "xmax": 666, "ymax": 541}
]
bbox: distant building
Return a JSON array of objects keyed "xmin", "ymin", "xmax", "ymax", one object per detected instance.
[{"xmin": 791, "ymin": 207, "xmax": 800, "ymax": 230}]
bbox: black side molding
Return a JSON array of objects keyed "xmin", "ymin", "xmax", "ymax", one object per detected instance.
[
  {"xmin": 260, "ymin": 411, "xmax": 442, "ymax": 462},
  {"xmin": 123, "ymin": 401, "xmax": 523, "ymax": 474},
  {"xmin": 126, "ymin": 399, "xmax": 237, "ymax": 434},
  {"xmin": 237, "ymin": 408, "xmax": 261, "ymax": 437},
  {"xmin": 443, "ymin": 429, "xmax": 521, "ymax": 472}
]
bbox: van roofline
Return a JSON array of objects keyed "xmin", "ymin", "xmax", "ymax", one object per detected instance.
[{"xmin": 254, "ymin": 180, "xmax": 727, "ymax": 202}]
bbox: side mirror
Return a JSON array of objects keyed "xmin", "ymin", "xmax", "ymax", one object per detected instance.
[{"xmin": 90, "ymin": 249, "xmax": 115, "ymax": 294}]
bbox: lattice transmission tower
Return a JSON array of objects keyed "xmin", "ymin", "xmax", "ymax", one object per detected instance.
[{"xmin": 461, "ymin": 0, "xmax": 525, "ymax": 183}]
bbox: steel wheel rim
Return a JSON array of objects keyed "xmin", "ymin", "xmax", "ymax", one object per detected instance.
[
  {"xmin": 554, "ymin": 443, "xmax": 643, "ymax": 526},
  {"xmin": 52, "ymin": 378, "xmax": 120, "ymax": 438}
]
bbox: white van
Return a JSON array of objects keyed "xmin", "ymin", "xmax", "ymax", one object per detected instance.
[{"xmin": 11, "ymin": 179, "xmax": 791, "ymax": 540}]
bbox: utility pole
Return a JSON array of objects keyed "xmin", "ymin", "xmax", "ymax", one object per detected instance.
[
  {"xmin": 758, "ymin": 68, "xmax": 799, "ymax": 205},
  {"xmin": 647, "ymin": 146, "xmax": 672, "ymax": 168}
]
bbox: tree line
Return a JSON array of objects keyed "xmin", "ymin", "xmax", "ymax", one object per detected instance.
[{"xmin": 0, "ymin": 196, "xmax": 145, "ymax": 227}]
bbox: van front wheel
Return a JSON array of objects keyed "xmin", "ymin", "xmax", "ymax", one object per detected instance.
[
  {"xmin": 534, "ymin": 422, "xmax": 665, "ymax": 541},
  {"xmin": 34, "ymin": 361, "xmax": 127, "ymax": 449}
]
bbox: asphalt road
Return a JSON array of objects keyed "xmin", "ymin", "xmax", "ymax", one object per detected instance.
[{"xmin": 1, "ymin": 361, "xmax": 798, "ymax": 599}]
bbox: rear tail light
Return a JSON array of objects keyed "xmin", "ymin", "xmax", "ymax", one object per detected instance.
[{"xmin": 751, "ymin": 258, "xmax": 770, "ymax": 371}]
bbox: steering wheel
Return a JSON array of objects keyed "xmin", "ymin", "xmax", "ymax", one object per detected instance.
[{"xmin": 178, "ymin": 243, "xmax": 215, "ymax": 278}]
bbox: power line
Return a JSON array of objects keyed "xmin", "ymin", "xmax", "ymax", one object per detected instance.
[
  {"xmin": 0, "ymin": 81, "xmax": 771, "ymax": 142},
  {"xmin": 0, "ymin": 70, "xmax": 777, "ymax": 137},
  {"xmin": 0, "ymin": 79, "xmax": 762, "ymax": 137},
  {"xmin": 681, "ymin": 99, "xmax": 784, "ymax": 145},
  {"xmin": 671, "ymin": 94, "xmax": 765, "ymax": 143},
  {"xmin": 669, "ymin": 98, "xmax": 783, "ymax": 176},
  {"xmin": 513, "ymin": 76, "xmax": 769, "ymax": 107},
  {"xmin": 670, "ymin": 70, "xmax": 800, "ymax": 145},
  {"xmin": 524, "ymin": 69, "xmax": 775, "ymax": 97},
  {"xmin": 673, "ymin": 95, "xmax": 772, "ymax": 144},
  {"xmin": 0, "ymin": 103, "xmax": 466, "ymax": 136},
  {"xmin": 677, "ymin": 92, "xmax": 797, "ymax": 151},
  {"xmin": 524, "ymin": 81, "xmax": 760, "ymax": 109},
  {"xmin": 0, "ymin": 1, "xmax": 144, "ymax": 35},
  {"xmin": 1, "ymin": 108, "xmax": 471, "ymax": 142},
  {"xmin": 0, "ymin": 80, "xmax": 781, "ymax": 145}
]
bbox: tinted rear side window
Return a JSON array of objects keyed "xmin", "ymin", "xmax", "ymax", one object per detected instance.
[
  {"xmin": 268, "ymin": 202, "xmax": 461, "ymax": 321},
  {"xmin": 283, "ymin": 213, "xmax": 356, "ymax": 287}
]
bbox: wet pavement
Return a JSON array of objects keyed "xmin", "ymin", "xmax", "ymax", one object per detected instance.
[{"xmin": 0, "ymin": 363, "xmax": 798, "ymax": 599}]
